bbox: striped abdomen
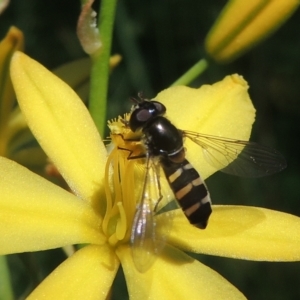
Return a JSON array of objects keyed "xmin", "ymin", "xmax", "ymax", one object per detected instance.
[{"xmin": 161, "ymin": 158, "xmax": 212, "ymax": 229}]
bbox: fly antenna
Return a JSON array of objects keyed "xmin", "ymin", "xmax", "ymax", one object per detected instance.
[
  {"xmin": 137, "ymin": 91, "xmax": 145, "ymax": 101},
  {"xmin": 130, "ymin": 96, "xmax": 140, "ymax": 104}
]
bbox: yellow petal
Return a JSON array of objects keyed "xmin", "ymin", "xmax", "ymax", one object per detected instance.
[
  {"xmin": 10, "ymin": 52, "xmax": 107, "ymax": 203},
  {"xmin": 117, "ymin": 244, "xmax": 246, "ymax": 300},
  {"xmin": 0, "ymin": 157, "xmax": 104, "ymax": 254},
  {"xmin": 27, "ymin": 245, "xmax": 119, "ymax": 300},
  {"xmin": 156, "ymin": 74, "xmax": 255, "ymax": 179},
  {"xmin": 205, "ymin": 0, "xmax": 300, "ymax": 63},
  {"xmin": 0, "ymin": 27, "xmax": 23, "ymax": 137},
  {"xmin": 167, "ymin": 206, "xmax": 300, "ymax": 261}
]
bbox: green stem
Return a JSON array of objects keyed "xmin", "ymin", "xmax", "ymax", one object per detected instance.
[
  {"xmin": 89, "ymin": 0, "xmax": 118, "ymax": 137},
  {"xmin": 170, "ymin": 58, "xmax": 209, "ymax": 86},
  {"xmin": 0, "ymin": 256, "xmax": 14, "ymax": 300}
]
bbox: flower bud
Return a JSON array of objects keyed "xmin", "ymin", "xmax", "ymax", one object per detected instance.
[{"xmin": 205, "ymin": 0, "xmax": 299, "ymax": 63}]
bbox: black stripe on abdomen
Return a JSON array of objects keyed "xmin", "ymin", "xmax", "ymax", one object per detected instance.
[{"xmin": 162, "ymin": 159, "xmax": 212, "ymax": 229}]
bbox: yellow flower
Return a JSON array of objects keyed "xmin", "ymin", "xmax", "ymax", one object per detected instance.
[
  {"xmin": 205, "ymin": 0, "xmax": 300, "ymax": 63},
  {"xmin": 6, "ymin": 51, "xmax": 300, "ymax": 299}
]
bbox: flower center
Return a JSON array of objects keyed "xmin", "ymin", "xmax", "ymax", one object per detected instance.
[{"xmin": 102, "ymin": 115, "xmax": 145, "ymax": 247}]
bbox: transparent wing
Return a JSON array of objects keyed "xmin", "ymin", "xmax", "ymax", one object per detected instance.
[
  {"xmin": 183, "ymin": 130, "xmax": 286, "ymax": 177},
  {"xmin": 130, "ymin": 155, "xmax": 174, "ymax": 273}
]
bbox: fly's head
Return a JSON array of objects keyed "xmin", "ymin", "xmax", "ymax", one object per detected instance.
[{"xmin": 129, "ymin": 95, "xmax": 166, "ymax": 132}]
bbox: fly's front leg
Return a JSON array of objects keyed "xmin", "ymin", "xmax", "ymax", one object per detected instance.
[
  {"xmin": 117, "ymin": 147, "xmax": 146, "ymax": 160},
  {"xmin": 113, "ymin": 133, "xmax": 146, "ymax": 160}
]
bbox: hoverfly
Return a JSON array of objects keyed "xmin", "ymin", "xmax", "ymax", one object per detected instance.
[{"xmin": 117, "ymin": 95, "xmax": 286, "ymax": 272}]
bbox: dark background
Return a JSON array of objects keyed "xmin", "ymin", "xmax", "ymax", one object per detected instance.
[{"xmin": 1, "ymin": 0, "xmax": 300, "ymax": 299}]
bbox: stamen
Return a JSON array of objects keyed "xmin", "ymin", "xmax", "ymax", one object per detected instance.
[
  {"xmin": 116, "ymin": 202, "xmax": 127, "ymax": 240},
  {"xmin": 103, "ymin": 120, "xmax": 145, "ymax": 246},
  {"xmin": 120, "ymin": 159, "xmax": 137, "ymax": 241},
  {"xmin": 107, "ymin": 114, "xmax": 130, "ymax": 134},
  {"xmin": 102, "ymin": 147, "xmax": 123, "ymax": 237},
  {"xmin": 108, "ymin": 232, "xmax": 118, "ymax": 246}
]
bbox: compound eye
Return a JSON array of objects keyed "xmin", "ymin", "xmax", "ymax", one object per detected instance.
[
  {"xmin": 129, "ymin": 108, "xmax": 152, "ymax": 132},
  {"xmin": 136, "ymin": 109, "xmax": 152, "ymax": 122},
  {"xmin": 152, "ymin": 101, "xmax": 166, "ymax": 115}
]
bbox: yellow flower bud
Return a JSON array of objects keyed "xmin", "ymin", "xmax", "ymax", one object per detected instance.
[{"xmin": 205, "ymin": 0, "xmax": 299, "ymax": 63}]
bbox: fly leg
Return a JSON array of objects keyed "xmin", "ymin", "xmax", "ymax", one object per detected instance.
[{"xmin": 153, "ymin": 164, "xmax": 163, "ymax": 213}]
